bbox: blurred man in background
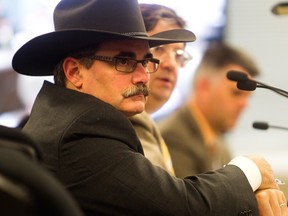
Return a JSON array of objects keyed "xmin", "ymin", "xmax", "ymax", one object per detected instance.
[
  {"xmin": 130, "ymin": 3, "xmax": 192, "ymax": 175},
  {"xmin": 159, "ymin": 41, "xmax": 260, "ymax": 178}
]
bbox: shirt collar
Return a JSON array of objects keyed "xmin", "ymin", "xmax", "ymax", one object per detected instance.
[{"xmin": 188, "ymin": 100, "xmax": 218, "ymax": 147}]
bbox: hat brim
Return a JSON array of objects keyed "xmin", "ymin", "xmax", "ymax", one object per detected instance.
[{"xmin": 12, "ymin": 29, "xmax": 196, "ymax": 76}]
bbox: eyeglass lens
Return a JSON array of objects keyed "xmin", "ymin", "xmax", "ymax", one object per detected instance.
[
  {"xmin": 115, "ymin": 58, "xmax": 158, "ymax": 73},
  {"xmin": 151, "ymin": 46, "xmax": 192, "ymax": 66}
]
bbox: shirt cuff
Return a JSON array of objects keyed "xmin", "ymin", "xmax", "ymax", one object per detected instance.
[{"xmin": 228, "ymin": 156, "xmax": 262, "ymax": 192}]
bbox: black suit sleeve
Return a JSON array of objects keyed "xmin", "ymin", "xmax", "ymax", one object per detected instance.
[
  {"xmin": 24, "ymin": 83, "xmax": 258, "ymax": 216},
  {"xmin": 57, "ymin": 108, "xmax": 258, "ymax": 216}
]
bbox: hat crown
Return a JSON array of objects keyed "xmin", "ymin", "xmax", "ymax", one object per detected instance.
[
  {"xmin": 13, "ymin": 0, "xmax": 196, "ymax": 76},
  {"xmin": 54, "ymin": 0, "xmax": 148, "ymax": 37}
]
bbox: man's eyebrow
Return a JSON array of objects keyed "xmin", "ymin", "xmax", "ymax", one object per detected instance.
[
  {"xmin": 145, "ymin": 53, "xmax": 153, "ymax": 58},
  {"xmin": 115, "ymin": 52, "xmax": 136, "ymax": 58},
  {"xmin": 115, "ymin": 52, "xmax": 153, "ymax": 59}
]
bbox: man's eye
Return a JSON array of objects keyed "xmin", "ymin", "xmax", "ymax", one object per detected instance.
[
  {"xmin": 232, "ymin": 89, "xmax": 242, "ymax": 96},
  {"xmin": 153, "ymin": 46, "xmax": 165, "ymax": 53},
  {"xmin": 175, "ymin": 49, "xmax": 185, "ymax": 57},
  {"xmin": 141, "ymin": 59, "xmax": 149, "ymax": 67},
  {"xmin": 118, "ymin": 58, "xmax": 129, "ymax": 66}
]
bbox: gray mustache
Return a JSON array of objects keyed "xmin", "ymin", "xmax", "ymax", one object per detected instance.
[{"xmin": 122, "ymin": 84, "xmax": 149, "ymax": 98}]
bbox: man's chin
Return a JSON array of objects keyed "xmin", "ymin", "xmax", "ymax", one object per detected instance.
[
  {"xmin": 121, "ymin": 102, "xmax": 146, "ymax": 117},
  {"xmin": 124, "ymin": 108, "xmax": 145, "ymax": 117},
  {"xmin": 132, "ymin": 103, "xmax": 146, "ymax": 115}
]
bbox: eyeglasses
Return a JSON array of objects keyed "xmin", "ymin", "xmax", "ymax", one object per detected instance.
[
  {"xmin": 151, "ymin": 46, "xmax": 192, "ymax": 67},
  {"xmin": 88, "ymin": 55, "xmax": 160, "ymax": 73}
]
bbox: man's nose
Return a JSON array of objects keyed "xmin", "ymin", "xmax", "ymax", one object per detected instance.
[{"xmin": 132, "ymin": 63, "xmax": 150, "ymax": 84}]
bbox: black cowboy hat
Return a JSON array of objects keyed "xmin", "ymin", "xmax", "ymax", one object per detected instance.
[{"xmin": 12, "ymin": 0, "xmax": 196, "ymax": 76}]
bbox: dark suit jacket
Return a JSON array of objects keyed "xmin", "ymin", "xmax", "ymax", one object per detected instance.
[
  {"xmin": 23, "ymin": 81, "xmax": 259, "ymax": 216},
  {"xmin": 158, "ymin": 105, "xmax": 231, "ymax": 178}
]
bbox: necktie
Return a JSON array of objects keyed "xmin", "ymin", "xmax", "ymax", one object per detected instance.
[{"xmin": 160, "ymin": 139, "xmax": 175, "ymax": 176}]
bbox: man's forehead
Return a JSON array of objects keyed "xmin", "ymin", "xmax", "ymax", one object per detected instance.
[
  {"xmin": 163, "ymin": 42, "xmax": 185, "ymax": 48},
  {"xmin": 116, "ymin": 51, "xmax": 153, "ymax": 58},
  {"xmin": 97, "ymin": 40, "xmax": 152, "ymax": 58},
  {"xmin": 223, "ymin": 64, "xmax": 251, "ymax": 78}
]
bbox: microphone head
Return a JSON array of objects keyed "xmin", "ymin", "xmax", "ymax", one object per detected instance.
[
  {"xmin": 252, "ymin": 122, "xmax": 269, "ymax": 130},
  {"xmin": 226, "ymin": 70, "xmax": 249, "ymax": 82},
  {"xmin": 271, "ymin": 2, "xmax": 288, "ymax": 15},
  {"xmin": 237, "ymin": 80, "xmax": 257, "ymax": 91}
]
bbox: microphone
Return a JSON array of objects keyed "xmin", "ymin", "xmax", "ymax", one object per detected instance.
[
  {"xmin": 226, "ymin": 71, "xmax": 249, "ymax": 82},
  {"xmin": 226, "ymin": 71, "xmax": 257, "ymax": 90},
  {"xmin": 226, "ymin": 71, "xmax": 288, "ymax": 98},
  {"xmin": 236, "ymin": 80, "xmax": 256, "ymax": 91},
  {"xmin": 271, "ymin": 2, "xmax": 288, "ymax": 15},
  {"xmin": 252, "ymin": 121, "xmax": 288, "ymax": 131}
]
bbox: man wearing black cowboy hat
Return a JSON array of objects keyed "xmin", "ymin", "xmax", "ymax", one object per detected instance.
[{"xmin": 12, "ymin": 0, "xmax": 287, "ymax": 215}]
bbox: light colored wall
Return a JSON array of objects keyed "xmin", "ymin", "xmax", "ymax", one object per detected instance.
[{"xmin": 225, "ymin": 0, "xmax": 288, "ymax": 191}]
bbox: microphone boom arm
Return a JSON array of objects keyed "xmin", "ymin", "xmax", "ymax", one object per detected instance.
[{"xmin": 256, "ymin": 81, "xmax": 288, "ymax": 98}]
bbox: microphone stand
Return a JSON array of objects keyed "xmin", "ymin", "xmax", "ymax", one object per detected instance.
[{"xmin": 253, "ymin": 121, "xmax": 288, "ymax": 131}]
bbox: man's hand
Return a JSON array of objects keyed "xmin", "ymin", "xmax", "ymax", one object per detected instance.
[
  {"xmin": 248, "ymin": 155, "xmax": 279, "ymax": 190},
  {"xmin": 256, "ymin": 189, "xmax": 288, "ymax": 216}
]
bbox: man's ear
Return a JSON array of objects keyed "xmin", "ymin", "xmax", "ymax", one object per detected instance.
[{"xmin": 63, "ymin": 57, "xmax": 83, "ymax": 88}]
